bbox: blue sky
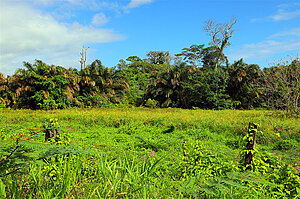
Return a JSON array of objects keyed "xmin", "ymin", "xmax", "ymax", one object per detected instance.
[{"xmin": 0, "ymin": 0, "xmax": 299, "ymax": 75}]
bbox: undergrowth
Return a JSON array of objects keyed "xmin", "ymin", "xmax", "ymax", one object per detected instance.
[{"xmin": 0, "ymin": 108, "xmax": 299, "ymax": 198}]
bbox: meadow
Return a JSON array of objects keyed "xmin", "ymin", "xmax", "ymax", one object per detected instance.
[{"xmin": 0, "ymin": 108, "xmax": 299, "ymax": 198}]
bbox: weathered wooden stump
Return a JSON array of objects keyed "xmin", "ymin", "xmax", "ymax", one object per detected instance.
[
  {"xmin": 44, "ymin": 119, "xmax": 60, "ymax": 142},
  {"xmin": 45, "ymin": 129, "xmax": 58, "ymax": 142},
  {"xmin": 244, "ymin": 122, "xmax": 258, "ymax": 170}
]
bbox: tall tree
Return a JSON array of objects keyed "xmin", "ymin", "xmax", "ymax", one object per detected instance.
[
  {"xmin": 145, "ymin": 51, "xmax": 172, "ymax": 65},
  {"xmin": 175, "ymin": 45, "xmax": 205, "ymax": 67},
  {"xmin": 85, "ymin": 59, "xmax": 129, "ymax": 104},
  {"xmin": 227, "ymin": 59, "xmax": 261, "ymax": 109},
  {"xmin": 201, "ymin": 46, "xmax": 228, "ymax": 68},
  {"xmin": 203, "ymin": 17, "xmax": 237, "ymax": 69},
  {"xmin": 182, "ymin": 67, "xmax": 232, "ymax": 109},
  {"xmin": 144, "ymin": 65, "xmax": 184, "ymax": 108},
  {"xmin": 115, "ymin": 57, "xmax": 151, "ymax": 106},
  {"xmin": 11, "ymin": 60, "xmax": 77, "ymax": 109}
]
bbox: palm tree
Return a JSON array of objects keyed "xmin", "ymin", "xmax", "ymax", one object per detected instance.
[
  {"xmin": 145, "ymin": 64, "xmax": 186, "ymax": 108},
  {"xmin": 0, "ymin": 72, "xmax": 10, "ymax": 106},
  {"xmin": 78, "ymin": 59, "xmax": 129, "ymax": 105}
]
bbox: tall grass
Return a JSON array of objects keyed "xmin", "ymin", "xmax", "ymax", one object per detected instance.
[{"xmin": 0, "ymin": 108, "xmax": 299, "ymax": 198}]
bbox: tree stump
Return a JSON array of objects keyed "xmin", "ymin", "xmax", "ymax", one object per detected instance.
[
  {"xmin": 244, "ymin": 122, "xmax": 257, "ymax": 170},
  {"xmin": 44, "ymin": 119, "xmax": 59, "ymax": 142},
  {"xmin": 45, "ymin": 129, "xmax": 58, "ymax": 142}
]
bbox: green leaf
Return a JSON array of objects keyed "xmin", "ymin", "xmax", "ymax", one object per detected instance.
[{"xmin": 0, "ymin": 179, "xmax": 6, "ymax": 198}]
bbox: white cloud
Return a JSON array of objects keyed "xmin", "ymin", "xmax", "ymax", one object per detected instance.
[
  {"xmin": 229, "ymin": 39, "xmax": 300, "ymax": 61},
  {"xmin": 92, "ymin": 13, "xmax": 109, "ymax": 26},
  {"xmin": 269, "ymin": 28, "xmax": 300, "ymax": 38},
  {"xmin": 0, "ymin": 1, "xmax": 124, "ymax": 75},
  {"xmin": 31, "ymin": 0, "xmax": 122, "ymax": 13},
  {"xmin": 277, "ymin": 2, "xmax": 300, "ymax": 9},
  {"xmin": 270, "ymin": 9, "xmax": 300, "ymax": 21},
  {"xmin": 228, "ymin": 28, "xmax": 300, "ymax": 65},
  {"xmin": 124, "ymin": 0, "xmax": 153, "ymax": 9},
  {"xmin": 31, "ymin": 0, "xmax": 83, "ymax": 6},
  {"xmin": 229, "ymin": 28, "xmax": 300, "ymax": 64},
  {"xmin": 252, "ymin": 2, "xmax": 300, "ymax": 22}
]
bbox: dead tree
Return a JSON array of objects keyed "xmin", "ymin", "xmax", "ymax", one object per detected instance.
[
  {"xmin": 244, "ymin": 122, "xmax": 258, "ymax": 170},
  {"xmin": 203, "ymin": 17, "xmax": 237, "ymax": 69},
  {"xmin": 80, "ymin": 46, "xmax": 89, "ymax": 70}
]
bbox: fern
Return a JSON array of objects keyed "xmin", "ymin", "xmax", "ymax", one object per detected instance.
[{"xmin": 0, "ymin": 119, "xmax": 99, "ymax": 178}]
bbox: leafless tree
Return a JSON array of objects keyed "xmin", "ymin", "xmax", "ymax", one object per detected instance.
[
  {"xmin": 258, "ymin": 56, "xmax": 300, "ymax": 115},
  {"xmin": 203, "ymin": 17, "xmax": 237, "ymax": 69},
  {"xmin": 80, "ymin": 46, "xmax": 89, "ymax": 70}
]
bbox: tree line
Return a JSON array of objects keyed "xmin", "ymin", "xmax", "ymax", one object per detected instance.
[{"xmin": 0, "ymin": 45, "xmax": 299, "ymax": 113}]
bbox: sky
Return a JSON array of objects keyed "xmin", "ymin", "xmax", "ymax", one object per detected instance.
[{"xmin": 0, "ymin": 0, "xmax": 300, "ymax": 75}]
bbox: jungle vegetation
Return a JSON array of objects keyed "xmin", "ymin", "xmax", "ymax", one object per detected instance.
[{"xmin": 0, "ymin": 46, "xmax": 299, "ymax": 114}]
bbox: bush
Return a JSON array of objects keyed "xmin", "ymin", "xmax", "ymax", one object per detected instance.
[
  {"xmin": 273, "ymin": 139, "xmax": 298, "ymax": 150},
  {"xmin": 144, "ymin": 99, "xmax": 159, "ymax": 108}
]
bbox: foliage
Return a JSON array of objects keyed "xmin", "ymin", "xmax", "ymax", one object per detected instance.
[
  {"xmin": 0, "ymin": 108, "xmax": 299, "ymax": 198},
  {"xmin": 145, "ymin": 51, "xmax": 172, "ymax": 65},
  {"xmin": 0, "ymin": 48, "xmax": 299, "ymax": 112},
  {"xmin": 115, "ymin": 57, "xmax": 151, "ymax": 106},
  {"xmin": 0, "ymin": 59, "xmax": 130, "ymax": 109},
  {"xmin": 258, "ymin": 58, "xmax": 300, "ymax": 114},
  {"xmin": 144, "ymin": 64, "xmax": 185, "ymax": 108},
  {"xmin": 183, "ymin": 67, "xmax": 232, "ymax": 109},
  {"xmin": 175, "ymin": 44, "xmax": 205, "ymax": 67},
  {"xmin": 144, "ymin": 98, "xmax": 159, "ymax": 108},
  {"xmin": 227, "ymin": 59, "xmax": 261, "ymax": 109}
]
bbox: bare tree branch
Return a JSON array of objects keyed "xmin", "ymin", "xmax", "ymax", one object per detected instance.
[{"xmin": 203, "ymin": 17, "xmax": 237, "ymax": 69}]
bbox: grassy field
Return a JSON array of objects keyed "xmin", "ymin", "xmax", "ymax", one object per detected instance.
[{"xmin": 0, "ymin": 108, "xmax": 299, "ymax": 198}]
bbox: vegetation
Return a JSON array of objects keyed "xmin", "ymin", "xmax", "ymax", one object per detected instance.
[
  {"xmin": 0, "ymin": 108, "xmax": 299, "ymax": 198},
  {"xmin": 0, "ymin": 51, "xmax": 299, "ymax": 113}
]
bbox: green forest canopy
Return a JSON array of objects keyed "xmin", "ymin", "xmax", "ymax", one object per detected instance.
[{"xmin": 0, "ymin": 44, "xmax": 299, "ymax": 113}]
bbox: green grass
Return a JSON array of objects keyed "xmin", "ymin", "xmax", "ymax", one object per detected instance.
[{"xmin": 0, "ymin": 108, "xmax": 299, "ymax": 198}]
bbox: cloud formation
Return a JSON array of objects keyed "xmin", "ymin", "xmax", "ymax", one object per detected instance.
[
  {"xmin": 0, "ymin": 1, "xmax": 124, "ymax": 75},
  {"xmin": 270, "ymin": 9, "xmax": 300, "ymax": 21},
  {"xmin": 92, "ymin": 13, "xmax": 109, "ymax": 26},
  {"xmin": 124, "ymin": 0, "xmax": 153, "ymax": 9},
  {"xmin": 230, "ymin": 40, "xmax": 300, "ymax": 60},
  {"xmin": 32, "ymin": 0, "xmax": 123, "ymax": 13},
  {"xmin": 229, "ymin": 28, "xmax": 300, "ymax": 65},
  {"xmin": 252, "ymin": 2, "xmax": 300, "ymax": 22},
  {"xmin": 269, "ymin": 28, "xmax": 300, "ymax": 38}
]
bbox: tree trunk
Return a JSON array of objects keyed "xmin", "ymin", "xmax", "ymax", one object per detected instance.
[{"xmin": 215, "ymin": 55, "xmax": 221, "ymax": 70}]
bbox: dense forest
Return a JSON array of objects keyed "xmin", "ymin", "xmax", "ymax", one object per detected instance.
[{"xmin": 0, "ymin": 45, "xmax": 299, "ymax": 113}]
